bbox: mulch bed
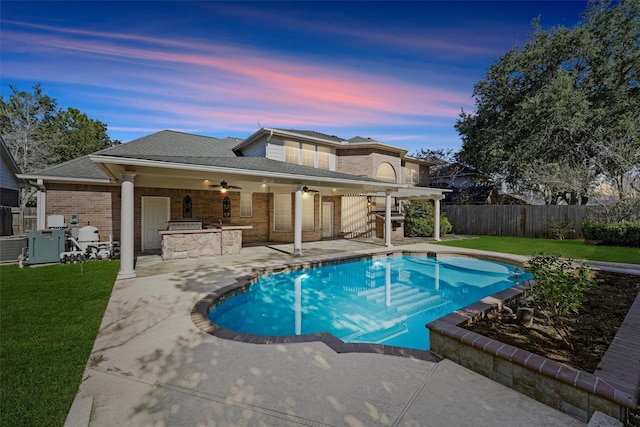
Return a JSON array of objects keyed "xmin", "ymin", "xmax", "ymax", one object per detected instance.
[{"xmin": 463, "ymin": 270, "xmax": 640, "ymax": 425}]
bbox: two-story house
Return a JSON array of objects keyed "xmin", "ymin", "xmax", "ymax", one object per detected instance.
[{"xmin": 18, "ymin": 128, "xmax": 446, "ymax": 279}]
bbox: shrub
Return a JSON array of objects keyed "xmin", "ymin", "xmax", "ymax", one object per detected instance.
[
  {"xmin": 527, "ymin": 254, "xmax": 594, "ymax": 349},
  {"xmin": 545, "ymin": 218, "xmax": 575, "ymax": 240},
  {"xmin": 581, "ymin": 220, "xmax": 640, "ymax": 247},
  {"xmin": 403, "ymin": 200, "xmax": 452, "ymax": 237}
]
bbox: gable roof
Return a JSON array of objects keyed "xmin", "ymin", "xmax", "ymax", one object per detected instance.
[
  {"xmin": 236, "ymin": 128, "xmax": 409, "ymax": 157},
  {"xmin": 98, "ymin": 130, "xmax": 239, "ymax": 157},
  {"xmin": 273, "ymin": 129, "xmax": 346, "ymax": 144},
  {"xmin": 18, "ymin": 129, "xmax": 395, "ymax": 187}
]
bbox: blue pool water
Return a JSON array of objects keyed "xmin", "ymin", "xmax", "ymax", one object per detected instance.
[{"xmin": 208, "ymin": 255, "xmax": 531, "ymax": 350}]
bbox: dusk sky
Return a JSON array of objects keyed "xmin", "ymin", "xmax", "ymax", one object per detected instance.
[{"xmin": 1, "ymin": 1, "xmax": 589, "ymax": 155}]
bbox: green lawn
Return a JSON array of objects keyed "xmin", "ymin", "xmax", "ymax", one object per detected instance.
[
  {"xmin": 0, "ymin": 261, "xmax": 119, "ymax": 427},
  {"xmin": 436, "ymin": 236, "xmax": 640, "ymax": 264}
]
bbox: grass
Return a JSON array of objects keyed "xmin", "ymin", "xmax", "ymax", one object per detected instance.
[
  {"xmin": 0, "ymin": 260, "xmax": 119, "ymax": 427},
  {"xmin": 436, "ymin": 236, "xmax": 640, "ymax": 264}
]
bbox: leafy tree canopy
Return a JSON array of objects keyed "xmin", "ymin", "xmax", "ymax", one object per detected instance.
[
  {"xmin": 1, "ymin": 84, "xmax": 120, "ymax": 206},
  {"xmin": 1, "ymin": 84, "xmax": 121, "ymax": 171},
  {"xmin": 455, "ymin": 0, "xmax": 640, "ymax": 205}
]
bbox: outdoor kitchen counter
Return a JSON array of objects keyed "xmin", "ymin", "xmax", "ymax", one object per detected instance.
[{"xmin": 159, "ymin": 225, "xmax": 252, "ymax": 260}]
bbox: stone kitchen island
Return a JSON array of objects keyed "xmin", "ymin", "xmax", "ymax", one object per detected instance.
[{"xmin": 159, "ymin": 225, "xmax": 252, "ymax": 260}]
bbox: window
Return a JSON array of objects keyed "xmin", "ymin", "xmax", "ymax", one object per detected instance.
[
  {"xmin": 317, "ymin": 146, "xmax": 330, "ymax": 170},
  {"xmin": 285, "ymin": 141, "xmax": 299, "ymax": 164},
  {"xmin": 302, "ymin": 194, "xmax": 314, "ymax": 231},
  {"xmin": 240, "ymin": 193, "xmax": 252, "ymax": 217},
  {"xmin": 302, "ymin": 143, "xmax": 316, "ymax": 167},
  {"xmin": 376, "ymin": 162, "xmax": 396, "ymax": 183},
  {"xmin": 404, "ymin": 163, "xmax": 419, "ymax": 185},
  {"xmin": 274, "ymin": 194, "xmax": 291, "ymax": 232}
]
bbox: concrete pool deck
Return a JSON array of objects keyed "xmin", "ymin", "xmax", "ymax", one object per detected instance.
[{"xmin": 66, "ymin": 239, "xmax": 619, "ymax": 426}]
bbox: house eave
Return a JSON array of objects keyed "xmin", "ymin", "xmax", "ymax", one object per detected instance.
[
  {"xmin": 16, "ymin": 173, "xmax": 113, "ymax": 185},
  {"xmin": 236, "ymin": 128, "xmax": 349, "ymax": 151},
  {"xmin": 88, "ymin": 155, "xmax": 405, "ymax": 190}
]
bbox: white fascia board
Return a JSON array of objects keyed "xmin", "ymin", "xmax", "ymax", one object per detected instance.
[
  {"xmin": 341, "ymin": 141, "xmax": 408, "ymax": 156},
  {"xmin": 403, "ymin": 155, "xmax": 436, "ymax": 166},
  {"xmin": 16, "ymin": 173, "xmax": 111, "ymax": 184},
  {"xmin": 265, "ymin": 128, "xmax": 347, "ymax": 146},
  {"xmin": 89, "ymin": 155, "xmax": 403, "ymax": 189}
]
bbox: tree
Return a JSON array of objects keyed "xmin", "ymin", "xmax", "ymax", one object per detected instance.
[
  {"xmin": 1, "ymin": 84, "xmax": 120, "ymax": 207},
  {"xmin": 48, "ymin": 108, "xmax": 120, "ymax": 164},
  {"xmin": 0, "ymin": 84, "xmax": 57, "ymax": 174},
  {"xmin": 456, "ymin": 0, "xmax": 640, "ymax": 205}
]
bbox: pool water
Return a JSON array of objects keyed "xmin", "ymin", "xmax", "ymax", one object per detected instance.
[{"xmin": 208, "ymin": 255, "xmax": 530, "ymax": 350}]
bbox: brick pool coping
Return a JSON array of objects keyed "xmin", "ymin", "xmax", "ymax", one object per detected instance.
[
  {"xmin": 191, "ymin": 249, "xmax": 447, "ymax": 362},
  {"xmin": 427, "ymin": 271, "xmax": 640, "ymax": 423}
]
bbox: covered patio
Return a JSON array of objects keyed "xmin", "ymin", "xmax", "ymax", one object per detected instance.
[{"xmin": 87, "ymin": 154, "xmax": 446, "ymax": 280}]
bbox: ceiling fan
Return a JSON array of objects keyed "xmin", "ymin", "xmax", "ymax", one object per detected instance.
[
  {"xmin": 209, "ymin": 180, "xmax": 242, "ymax": 190},
  {"xmin": 302, "ymin": 186, "xmax": 319, "ymax": 193}
]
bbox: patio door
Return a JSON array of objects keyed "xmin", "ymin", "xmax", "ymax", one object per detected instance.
[
  {"xmin": 322, "ymin": 202, "xmax": 333, "ymax": 238},
  {"xmin": 142, "ymin": 196, "xmax": 170, "ymax": 251}
]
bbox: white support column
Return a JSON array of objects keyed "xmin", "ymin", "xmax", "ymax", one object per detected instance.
[
  {"xmin": 293, "ymin": 187, "xmax": 303, "ymax": 257},
  {"xmin": 36, "ymin": 179, "xmax": 46, "ymax": 230},
  {"xmin": 385, "ymin": 193, "xmax": 392, "ymax": 247},
  {"xmin": 433, "ymin": 197, "xmax": 441, "ymax": 242},
  {"xmin": 117, "ymin": 172, "xmax": 136, "ymax": 280}
]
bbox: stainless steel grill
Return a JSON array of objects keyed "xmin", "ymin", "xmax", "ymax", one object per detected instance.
[{"xmin": 167, "ymin": 220, "xmax": 202, "ymax": 230}]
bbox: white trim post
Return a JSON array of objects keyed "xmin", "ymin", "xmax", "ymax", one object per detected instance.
[
  {"xmin": 36, "ymin": 179, "xmax": 46, "ymax": 230},
  {"xmin": 117, "ymin": 172, "xmax": 136, "ymax": 280},
  {"xmin": 433, "ymin": 197, "xmax": 441, "ymax": 242},
  {"xmin": 385, "ymin": 192, "xmax": 392, "ymax": 247},
  {"xmin": 293, "ymin": 187, "xmax": 303, "ymax": 257}
]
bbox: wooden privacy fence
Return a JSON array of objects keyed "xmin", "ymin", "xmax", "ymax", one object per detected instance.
[
  {"xmin": 9, "ymin": 207, "xmax": 37, "ymax": 235},
  {"xmin": 442, "ymin": 205, "xmax": 596, "ymax": 238}
]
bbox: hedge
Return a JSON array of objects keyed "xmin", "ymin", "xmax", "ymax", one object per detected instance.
[
  {"xmin": 403, "ymin": 200, "xmax": 453, "ymax": 237},
  {"xmin": 580, "ymin": 221, "xmax": 640, "ymax": 247}
]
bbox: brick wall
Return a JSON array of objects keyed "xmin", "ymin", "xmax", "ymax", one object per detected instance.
[
  {"xmin": 46, "ymin": 184, "xmax": 120, "ymax": 242},
  {"xmin": 46, "ymin": 184, "xmax": 332, "ymax": 251}
]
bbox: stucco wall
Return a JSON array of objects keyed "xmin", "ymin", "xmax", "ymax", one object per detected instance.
[{"xmin": 335, "ymin": 148, "xmax": 402, "ymax": 183}]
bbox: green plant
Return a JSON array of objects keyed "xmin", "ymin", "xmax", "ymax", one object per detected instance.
[
  {"xmin": 403, "ymin": 200, "xmax": 452, "ymax": 237},
  {"xmin": 581, "ymin": 220, "xmax": 640, "ymax": 247},
  {"xmin": 526, "ymin": 254, "xmax": 594, "ymax": 349},
  {"xmin": 545, "ymin": 218, "xmax": 575, "ymax": 240}
]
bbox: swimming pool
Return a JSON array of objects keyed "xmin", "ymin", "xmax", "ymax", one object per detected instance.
[{"xmin": 207, "ymin": 254, "xmax": 531, "ymax": 351}]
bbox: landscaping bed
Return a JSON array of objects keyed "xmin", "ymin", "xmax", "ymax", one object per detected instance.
[{"xmin": 463, "ymin": 270, "xmax": 640, "ymax": 425}]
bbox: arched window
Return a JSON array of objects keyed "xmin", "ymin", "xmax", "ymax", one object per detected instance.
[
  {"xmin": 376, "ymin": 162, "xmax": 396, "ymax": 183},
  {"xmin": 183, "ymin": 195, "xmax": 192, "ymax": 218}
]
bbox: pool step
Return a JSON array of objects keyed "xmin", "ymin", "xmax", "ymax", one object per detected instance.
[
  {"xmin": 396, "ymin": 295, "xmax": 449, "ymax": 313},
  {"xmin": 358, "ymin": 283, "xmax": 451, "ymax": 316},
  {"xmin": 342, "ymin": 317, "xmax": 409, "ymax": 343}
]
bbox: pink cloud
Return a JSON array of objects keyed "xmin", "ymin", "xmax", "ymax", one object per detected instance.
[{"xmin": 1, "ymin": 21, "xmax": 476, "ymax": 140}]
